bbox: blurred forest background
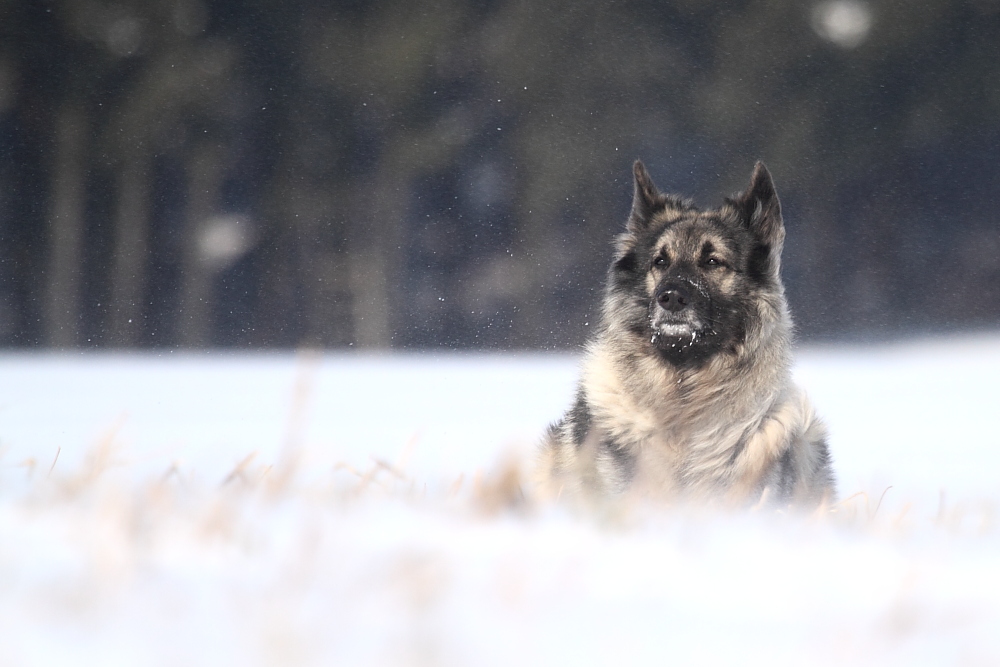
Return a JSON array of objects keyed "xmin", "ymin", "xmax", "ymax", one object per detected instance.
[{"xmin": 1, "ymin": 0, "xmax": 999, "ymax": 350}]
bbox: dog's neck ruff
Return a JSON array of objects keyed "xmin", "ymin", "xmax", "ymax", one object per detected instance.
[{"xmin": 591, "ymin": 315, "xmax": 792, "ymax": 433}]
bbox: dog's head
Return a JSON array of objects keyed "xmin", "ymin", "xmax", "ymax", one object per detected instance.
[{"xmin": 606, "ymin": 160, "xmax": 787, "ymax": 367}]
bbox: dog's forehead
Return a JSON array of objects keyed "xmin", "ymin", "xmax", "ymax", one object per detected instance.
[{"xmin": 652, "ymin": 214, "xmax": 734, "ymax": 254}]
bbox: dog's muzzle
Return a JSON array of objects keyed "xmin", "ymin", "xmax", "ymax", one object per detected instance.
[{"xmin": 650, "ymin": 280, "xmax": 703, "ymax": 338}]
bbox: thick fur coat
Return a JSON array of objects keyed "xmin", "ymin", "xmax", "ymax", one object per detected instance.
[{"xmin": 538, "ymin": 161, "xmax": 834, "ymax": 506}]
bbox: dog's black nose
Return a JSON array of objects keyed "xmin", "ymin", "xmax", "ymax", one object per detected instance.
[{"xmin": 657, "ymin": 284, "xmax": 691, "ymax": 312}]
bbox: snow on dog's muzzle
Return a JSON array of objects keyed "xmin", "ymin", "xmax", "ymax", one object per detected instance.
[{"xmin": 651, "ymin": 280, "xmax": 703, "ymax": 338}]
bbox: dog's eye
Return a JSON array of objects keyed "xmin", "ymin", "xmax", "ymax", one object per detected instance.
[
  {"xmin": 705, "ymin": 257, "xmax": 725, "ymax": 268},
  {"xmin": 653, "ymin": 256, "xmax": 668, "ymax": 268}
]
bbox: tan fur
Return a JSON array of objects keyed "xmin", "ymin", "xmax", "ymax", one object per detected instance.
[
  {"xmin": 539, "ymin": 324, "xmax": 831, "ymax": 507},
  {"xmin": 536, "ymin": 161, "xmax": 834, "ymax": 508}
]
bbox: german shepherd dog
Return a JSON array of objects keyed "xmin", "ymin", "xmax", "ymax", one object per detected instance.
[{"xmin": 539, "ymin": 161, "xmax": 834, "ymax": 506}]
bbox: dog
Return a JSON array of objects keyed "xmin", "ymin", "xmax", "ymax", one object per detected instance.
[{"xmin": 538, "ymin": 160, "xmax": 834, "ymax": 507}]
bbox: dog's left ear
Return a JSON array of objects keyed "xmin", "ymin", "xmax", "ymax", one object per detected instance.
[
  {"xmin": 728, "ymin": 163, "xmax": 785, "ymax": 273},
  {"xmin": 727, "ymin": 162, "xmax": 785, "ymax": 279},
  {"xmin": 729, "ymin": 162, "xmax": 783, "ymax": 244}
]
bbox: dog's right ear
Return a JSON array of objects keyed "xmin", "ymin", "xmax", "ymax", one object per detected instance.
[{"xmin": 629, "ymin": 160, "xmax": 666, "ymax": 230}]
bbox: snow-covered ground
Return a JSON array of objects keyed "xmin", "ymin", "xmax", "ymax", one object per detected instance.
[{"xmin": 2, "ymin": 336, "xmax": 999, "ymax": 665}]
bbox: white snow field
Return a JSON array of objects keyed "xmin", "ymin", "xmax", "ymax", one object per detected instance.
[{"xmin": 2, "ymin": 336, "xmax": 1000, "ymax": 666}]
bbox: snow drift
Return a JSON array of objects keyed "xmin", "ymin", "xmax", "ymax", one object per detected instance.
[{"xmin": 2, "ymin": 336, "xmax": 999, "ymax": 665}]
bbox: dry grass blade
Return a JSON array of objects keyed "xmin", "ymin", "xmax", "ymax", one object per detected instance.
[{"xmin": 221, "ymin": 452, "xmax": 258, "ymax": 487}]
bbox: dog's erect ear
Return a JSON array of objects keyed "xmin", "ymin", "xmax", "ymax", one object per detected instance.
[
  {"xmin": 729, "ymin": 161, "xmax": 784, "ymax": 248},
  {"xmin": 629, "ymin": 160, "xmax": 665, "ymax": 229},
  {"xmin": 727, "ymin": 162, "xmax": 785, "ymax": 281}
]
